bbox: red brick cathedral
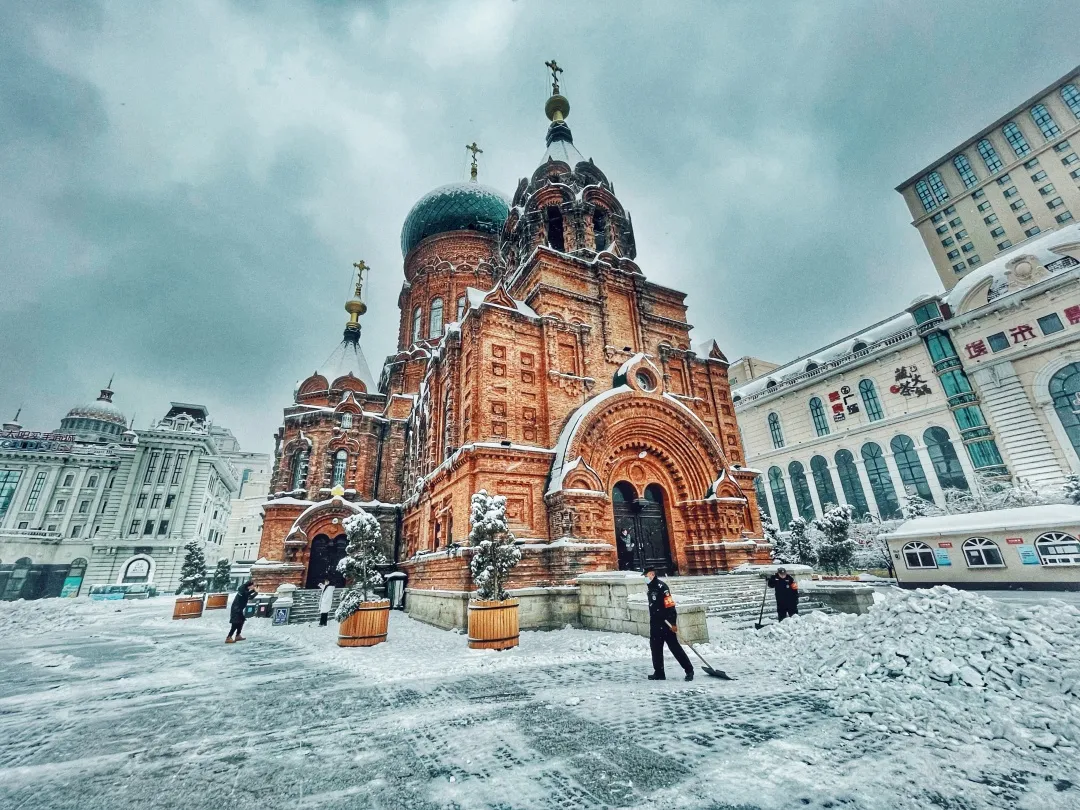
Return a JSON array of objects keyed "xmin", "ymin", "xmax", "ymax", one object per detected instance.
[{"xmin": 252, "ymin": 69, "xmax": 767, "ymax": 599}]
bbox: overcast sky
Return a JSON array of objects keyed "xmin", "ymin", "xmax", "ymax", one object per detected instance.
[{"xmin": 2, "ymin": 1, "xmax": 1077, "ymax": 455}]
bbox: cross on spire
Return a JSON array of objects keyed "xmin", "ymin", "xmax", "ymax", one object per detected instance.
[
  {"xmin": 466, "ymin": 142, "xmax": 483, "ymax": 181},
  {"xmin": 352, "ymin": 260, "xmax": 369, "ymax": 298},
  {"xmin": 544, "ymin": 59, "xmax": 563, "ymax": 95}
]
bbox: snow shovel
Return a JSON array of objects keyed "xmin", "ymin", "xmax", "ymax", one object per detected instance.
[
  {"xmin": 665, "ymin": 621, "xmax": 735, "ymax": 681},
  {"xmin": 753, "ymin": 579, "xmax": 769, "ymax": 630}
]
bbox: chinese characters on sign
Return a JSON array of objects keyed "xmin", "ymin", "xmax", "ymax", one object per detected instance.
[
  {"xmin": 828, "ymin": 386, "xmax": 860, "ymax": 422},
  {"xmin": 964, "ymin": 304, "xmax": 1079, "ymax": 359},
  {"xmin": 890, "ymin": 365, "xmax": 932, "ymax": 397}
]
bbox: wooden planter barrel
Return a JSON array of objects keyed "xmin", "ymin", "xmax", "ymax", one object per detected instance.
[
  {"xmin": 468, "ymin": 598, "xmax": 519, "ymax": 650},
  {"xmin": 337, "ymin": 600, "xmax": 390, "ymax": 647},
  {"xmin": 205, "ymin": 592, "xmax": 228, "ymax": 610},
  {"xmin": 173, "ymin": 595, "xmax": 205, "ymax": 620}
]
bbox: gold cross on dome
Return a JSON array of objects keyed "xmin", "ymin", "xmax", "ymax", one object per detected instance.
[
  {"xmin": 352, "ymin": 260, "xmax": 369, "ymax": 297},
  {"xmin": 544, "ymin": 59, "xmax": 563, "ymax": 94},
  {"xmin": 466, "ymin": 142, "xmax": 483, "ymax": 180}
]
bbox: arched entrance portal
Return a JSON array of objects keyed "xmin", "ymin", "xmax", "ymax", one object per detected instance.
[
  {"xmin": 306, "ymin": 534, "xmax": 347, "ymax": 588},
  {"xmin": 612, "ymin": 481, "xmax": 675, "ymax": 575}
]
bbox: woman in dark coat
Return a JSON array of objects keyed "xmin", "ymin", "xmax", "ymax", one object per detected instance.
[{"xmin": 226, "ymin": 580, "xmax": 257, "ymax": 643}]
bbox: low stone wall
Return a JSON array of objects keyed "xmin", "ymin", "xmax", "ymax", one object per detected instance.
[
  {"xmin": 404, "ymin": 588, "xmax": 469, "ymax": 630},
  {"xmin": 405, "ymin": 585, "xmax": 580, "ymax": 632},
  {"xmin": 799, "ymin": 581, "xmax": 876, "ymax": 614},
  {"xmin": 577, "ymin": 571, "xmax": 709, "ymax": 644}
]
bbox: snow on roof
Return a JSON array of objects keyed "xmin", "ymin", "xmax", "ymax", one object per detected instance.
[
  {"xmin": 889, "ymin": 504, "xmax": 1080, "ymax": 539},
  {"xmin": 548, "ymin": 385, "xmax": 633, "ymax": 495},
  {"xmin": 464, "ymin": 285, "xmax": 539, "ymax": 319}
]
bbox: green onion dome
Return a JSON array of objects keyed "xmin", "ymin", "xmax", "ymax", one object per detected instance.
[{"xmin": 400, "ymin": 181, "xmax": 510, "ymax": 257}]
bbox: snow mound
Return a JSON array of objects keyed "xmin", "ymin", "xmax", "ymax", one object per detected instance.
[
  {"xmin": 0, "ymin": 597, "xmax": 147, "ymax": 638},
  {"xmin": 716, "ymin": 586, "xmax": 1080, "ymax": 751}
]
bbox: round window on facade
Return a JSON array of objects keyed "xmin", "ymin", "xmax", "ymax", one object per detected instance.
[{"xmin": 635, "ymin": 370, "xmax": 656, "ymax": 391}]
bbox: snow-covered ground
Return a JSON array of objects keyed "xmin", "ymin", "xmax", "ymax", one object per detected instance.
[{"xmin": 1, "ymin": 591, "xmax": 1078, "ymax": 809}]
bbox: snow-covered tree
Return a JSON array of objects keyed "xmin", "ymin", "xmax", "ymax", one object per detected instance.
[
  {"xmin": 176, "ymin": 540, "xmax": 207, "ymax": 596},
  {"xmin": 851, "ymin": 514, "xmax": 897, "ymax": 577},
  {"xmin": 813, "ymin": 504, "xmax": 856, "ymax": 575},
  {"xmin": 787, "ymin": 517, "xmax": 817, "ymax": 567},
  {"xmin": 468, "ymin": 490, "xmax": 521, "ymax": 602},
  {"xmin": 1063, "ymin": 474, "xmax": 1080, "ymax": 506},
  {"xmin": 944, "ymin": 474, "xmax": 1055, "ymax": 514},
  {"xmin": 209, "ymin": 558, "xmax": 232, "ymax": 593},
  {"xmin": 760, "ymin": 507, "xmax": 789, "ymax": 562},
  {"xmin": 335, "ymin": 508, "xmax": 388, "ymax": 622},
  {"xmin": 901, "ymin": 495, "xmax": 941, "ymax": 519}
]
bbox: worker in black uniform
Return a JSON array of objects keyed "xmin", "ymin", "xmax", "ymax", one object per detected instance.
[
  {"xmin": 767, "ymin": 567, "xmax": 799, "ymax": 621},
  {"xmin": 645, "ymin": 566, "xmax": 694, "ymax": 681}
]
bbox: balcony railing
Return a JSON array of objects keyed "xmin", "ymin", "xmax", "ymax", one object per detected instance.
[{"xmin": 0, "ymin": 528, "xmax": 64, "ymax": 543}]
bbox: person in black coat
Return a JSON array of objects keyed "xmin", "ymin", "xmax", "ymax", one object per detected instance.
[
  {"xmin": 226, "ymin": 580, "xmax": 257, "ymax": 643},
  {"xmin": 767, "ymin": 568, "xmax": 799, "ymax": 621},
  {"xmin": 645, "ymin": 567, "xmax": 693, "ymax": 681}
]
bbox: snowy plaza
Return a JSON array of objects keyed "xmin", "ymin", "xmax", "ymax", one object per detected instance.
[{"xmin": 2, "ymin": 589, "xmax": 1079, "ymax": 810}]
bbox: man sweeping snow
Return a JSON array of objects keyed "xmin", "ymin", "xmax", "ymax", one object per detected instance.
[
  {"xmin": 645, "ymin": 567, "xmax": 694, "ymax": 681},
  {"xmin": 767, "ymin": 568, "xmax": 799, "ymax": 622}
]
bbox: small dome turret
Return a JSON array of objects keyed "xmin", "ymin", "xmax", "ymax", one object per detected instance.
[{"xmin": 61, "ymin": 383, "xmax": 127, "ymax": 443}]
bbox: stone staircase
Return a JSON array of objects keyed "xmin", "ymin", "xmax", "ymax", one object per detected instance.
[
  {"xmin": 666, "ymin": 574, "xmax": 833, "ymax": 627},
  {"xmin": 287, "ymin": 588, "xmax": 346, "ymax": 624}
]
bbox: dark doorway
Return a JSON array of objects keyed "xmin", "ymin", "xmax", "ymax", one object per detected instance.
[
  {"xmin": 306, "ymin": 534, "xmax": 347, "ymax": 588},
  {"xmin": 612, "ymin": 482, "xmax": 675, "ymax": 575}
]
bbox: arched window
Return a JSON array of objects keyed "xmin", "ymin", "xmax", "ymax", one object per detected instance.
[
  {"xmin": 332, "ymin": 450, "xmax": 348, "ymax": 487},
  {"xmin": 1030, "ymin": 104, "xmax": 1060, "ymax": 140},
  {"xmin": 953, "ymin": 154, "xmax": 978, "ymax": 188},
  {"xmin": 788, "ymin": 461, "xmax": 815, "ymax": 520},
  {"xmin": 768, "ymin": 467, "xmax": 793, "ymax": 529},
  {"xmin": 962, "ymin": 537, "xmax": 1004, "ymax": 567},
  {"xmin": 1035, "ymin": 532, "xmax": 1080, "ymax": 565},
  {"xmin": 411, "ymin": 307, "xmax": 422, "ymax": 342},
  {"xmin": 927, "ymin": 171, "xmax": 949, "ymax": 204},
  {"xmin": 456, "ymin": 295, "xmax": 467, "ymax": 322},
  {"xmin": 593, "ymin": 209, "xmax": 609, "ymax": 251},
  {"xmin": 810, "ymin": 455, "xmax": 838, "ymax": 508},
  {"xmin": 977, "ymin": 138, "xmax": 1003, "ymax": 173},
  {"xmin": 429, "ymin": 298, "xmax": 444, "ymax": 338},
  {"xmin": 340, "ymin": 412, "xmax": 353, "ymax": 429},
  {"xmin": 1063, "ymin": 84, "xmax": 1080, "ymax": 119},
  {"xmin": 546, "ymin": 206, "xmax": 565, "ymax": 251},
  {"xmin": 1002, "ymin": 122, "xmax": 1030, "ymax": 158},
  {"xmin": 923, "ymin": 427, "xmax": 969, "ymax": 491},
  {"xmin": 862, "ymin": 442, "xmax": 900, "ymax": 518},
  {"xmin": 809, "ymin": 397, "xmax": 830, "ymax": 436},
  {"xmin": 902, "ymin": 541, "xmax": 937, "ymax": 569},
  {"xmin": 1049, "ymin": 363, "xmax": 1080, "ymax": 461},
  {"xmin": 612, "ymin": 481, "xmax": 637, "ymax": 503},
  {"xmin": 915, "ymin": 180, "xmax": 936, "ymax": 212},
  {"xmin": 834, "ymin": 450, "xmax": 869, "ymax": 517},
  {"xmin": 754, "ymin": 475, "xmax": 771, "ymax": 519},
  {"xmin": 859, "ymin": 379, "xmax": 884, "ymax": 421},
  {"xmin": 890, "ymin": 435, "xmax": 933, "ymax": 502},
  {"xmin": 3, "ymin": 557, "xmax": 32, "ymax": 600},
  {"xmin": 768, "ymin": 413, "xmax": 784, "ymax": 449},
  {"xmin": 290, "ymin": 449, "xmax": 310, "ymax": 491},
  {"xmin": 852, "ymin": 340, "xmax": 868, "ymax": 353}
]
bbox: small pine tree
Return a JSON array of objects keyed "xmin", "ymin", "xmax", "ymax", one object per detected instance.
[
  {"xmin": 335, "ymin": 508, "xmax": 388, "ymax": 621},
  {"xmin": 1063, "ymin": 474, "xmax": 1080, "ymax": 506},
  {"xmin": 209, "ymin": 558, "xmax": 232, "ymax": 593},
  {"xmin": 813, "ymin": 504, "xmax": 856, "ymax": 575},
  {"xmin": 760, "ymin": 507, "xmax": 790, "ymax": 562},
  {"xmin": 787, "ymin": 517, "xmax": 817, "ymax": 567},
  {"xmin": 176, "ymin": 539, "xmax": 207, "ymax": 596},
  {"xmin": 468, "ymin": 490, "xmax": 521, "ymax": 602}
]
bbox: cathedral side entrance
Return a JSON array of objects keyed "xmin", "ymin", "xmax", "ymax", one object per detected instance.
[
  {"xmin": 612, "ymin": 482, "xmax": 675, "ymax": 575},
  {"xmin": 306, "ymin": 534, "xmax": 347, "ymax": 588}
]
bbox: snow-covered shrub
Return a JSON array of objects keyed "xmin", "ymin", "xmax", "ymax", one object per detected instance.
[
  {"xmin": 900, "ymin": 495, "xmax": 940, "ymax": 519},
  {"xmin": 176, "ymin": 540, "xmax": 207, "ymax": 596},
  {"xmin": 786, "ymin": 517, "xmax": 817, "ymax": 567},
  {"xmin": 1062, "ymin": 473, "xmax": 1080, "ymax": 505},
  {"xmin": 209, "ymin": 558, "xmax": 232, "ymax": 593},
  {"xmin": 813, "ymin": 504, "xmax": 856, "ymax": 574},
  {"xmin": 760, "ymin": 508, "xmax": 788, "ymax": 562},
  {"xmin": 468, "ymin": 490, "xmax": 521, "ymax": 602},
  {"xmin": 334, "ymin": 508, "xmax": 388, "ymax": 621},
  {"xmin": 851, "ymin": 515, "xmax": 897, "ymax": 576}
]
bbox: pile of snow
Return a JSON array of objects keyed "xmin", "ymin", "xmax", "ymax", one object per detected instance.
[
  {"xmin": 0, "ymin": 597, "xmax": 151, "ymax": 639},
  {"xmin": 715, "ymin": 586, "xmax": 1080, "ymax": 752}
]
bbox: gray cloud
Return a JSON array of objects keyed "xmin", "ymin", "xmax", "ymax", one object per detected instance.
[{"xmin": 1, "ymin": 0, "xmax": 1077, "ymax": 453}]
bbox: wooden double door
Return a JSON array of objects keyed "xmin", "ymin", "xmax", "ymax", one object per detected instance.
[
  {"xmin": 612, "ymin": 482, "xmax": 675, "ymax": 575},
  {"xmin": 306, "ymin": 535, "xmax": 348, "ymax": 588}
]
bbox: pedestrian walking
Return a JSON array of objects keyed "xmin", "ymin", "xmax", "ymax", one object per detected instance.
[
  {"xmin": 318, "ymin": 578, "xmax": 335, "ymax": 626},
  {"xmin": 226, "ymin": 580, "xmax": 257, "ymax": 643},
  {"xmin": 767, "ymin": 567, "xmax": 799, "ymax": 622},
  {"xmin": 645, "ymin": 566, "xmax": 694, "ymax": 681}
]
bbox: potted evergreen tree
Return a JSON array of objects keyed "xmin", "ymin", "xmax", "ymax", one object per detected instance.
[
  {"xmin": 173, "ymin": 539, "xmax": 208, "ymax": 620},
  {"xmin": 334, "ymin": 508, "xmax": 390, "ymax": 647},
  {"xmin": 466, "ymin": 490, "xmax": 522, "ymax": 650},
  {"xmin": 205, "ymin": 558, "xmax": 232, "ymax": 610}
]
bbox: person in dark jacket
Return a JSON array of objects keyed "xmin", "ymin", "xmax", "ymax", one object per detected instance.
[
  {"xmin": 226, "ymin": 580, "xmax": 257, "ymax": 643},
  {"xmin": 645, "ymin": 567, "xmax": 693, "ymax": 681},
  {"xmin": 767, "ymin": 568, "xmax": 799, "ymax": 621}
]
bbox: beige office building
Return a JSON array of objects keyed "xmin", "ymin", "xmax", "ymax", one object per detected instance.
[{"xmin": 897, "ymin": 66, "xmax": 1080, "ymax": 289}]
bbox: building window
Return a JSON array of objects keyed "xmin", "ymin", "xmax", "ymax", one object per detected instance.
[
  {"xmin": 996, "ymin": 173, "xmax": 1012, "ymax": 186},
  {"xmin": 943, "ymin": 205, "xmax": 956, "ymax": 215},
  {"xmin": 903, "ymin": 541, "xmax": 937, "ymax": 569},
  {"xmin": 1035, "ymin": 531, "xmax": 1080, "ymax": 565},
  {"xmin": 593, "ymin": 210, "xmax": 609, "ymax": 251},
  {"xmin": 961, "ymin": 242, "xmax": 975, "ymax": 253},
  {"xmin": 923, "ymin": 427, "xmax": 968, "ymax": 491},
  {"xmin": 157, "ymin": 520, "xmax": 169, "ymax": 535},
  {"xmin": 977, "ymin": 201, "xmax": 993, "ymax": 213},
  {"xmin": 963, "ymin": 537, "xmax": 1004, "ymax": 567},
  {"xmin": 24, "ymin": 471, "xmax": 47, "ymax": 512},
  {"xmin": 967, "ymin": 256, "xmax": 981, "ymax": 267},
  {"xmin": 858, "ymin": 379, "xmax": 884, "ymax": 421},
  {"xmin": 165, "ymin": 494, "xmax": 175, "ymax": 508},
  {"xmin": 788, "ymin": 461, "xmax": 816, "ymax": 520},
  {"xmin": 953, "ymin": 154, "xmax": 978, "ymax": 188},
  {"xmin": 1010, "ymin": 200, "xmax": 1026, "ymax": 212},
  {"xmin": 810, "ymin": 455, "xmax": 838, "ymax": 508},
  {"xmin": 52, "ymin": 499, "xmax": 66, "ymax": 512},
  {"xmin": 931, "ymin": 212, "xmax": 944, "ymax": 224},
  {"xmin": 70, "ymin": 524, "xmax": 82, "ymax": 538},
  {"xmin": 754, "ymin": 476, "xmax": 771, "ymax": 520},
  {"xmin": 977, "ymin": 138, "xmax": 1003, "ymax": 173},
  {"xmin": 291, "ymin": 449, "xmax": 310, "ymax": 490},
  {"xmin": 1030, "ymin": 104, "xmax": 1060, "ymax": 140},
  {"xmin": 1017, "ymin": 212, "xmax": 1033, "ymax": 224},
  {"xmin": 1037, "ymin": 313, "xmax": 1065, "ymax": 338},
  {"xmin": 0, "ymin": 470, "xmax": 21, "ymax": 518},
  {"xmin": 332, "ymin": 450, "xmax": 348, "ymax": 487},
  {"xmin": 1002, "ymin": 185, "xmax": 1019, "ymax": 198},
  {"xmin": 941, "ymin": 237, "xmax": 955, "ymax": 248},
  {"xmin": 1063, "ymin": 154, "xmax": 1079, "ymax": 166},
  {"xmin": 768, "ymin": 466, "xmax": 793, "ymax": 529},
  {"xmin": 171, "ymin": 453, "xmax": 186, "ymax": 485},
  {"xmin": 456, "ymin": 295, "xmax": 467, "ymax": 322},
  {"xmin": 1025, "ymin": 226, "xmax": 1041, "ymax": 238},
  {"xmin": 927, "ymin": 171, "xmax": 949, "ymax": 204},
  {"xmin": 143, "ymin": 520, "xmax": 154, "ymax": 535},
  {"xmin": 1024, "ymin": 157, "xmax": 1041, "ymax": 170},
  {"xmin": 997, "ymin": 240, "xmax": 1013, "ymax": 251},
  {"xmin": 1057, "ymin": 211, "xmax": 1074, "ymax": 224},
  {"xmin": 151, "ymin": 494, "xmax": 162, "ymax": 509},
  {"xmin": 1049, "ymin": 363, "xmax": 1080, "ymax": 462},
  {"xmin": 947, "ymin": 249, "xmax": 960, "ymax": 260},
  {"xmin": 546, "ymin": 206, "xmax": 565, "ymax": 251},
  {"xmin": 834, "ymin": 449, "xmax": 869, "ymax": 517},
  {"xmin": 411, "ymin": 307, "xmax": 422, "ymax": 342},
  {"xmin": 915, "ymin": 180, "xmax": 936, "ymax": 212},
  {"xmin": 341, "ymin": 412, "xmax": 353, "ymax": 429},
  {"xmin": 1002, "ymin": 122, "xmax": 1030, "ymax": 158},
  {"xmin": 129, "ymin": 520, "xmax": 140, "ymax": 534},
  {"xmin": 936, "ymin": 224, "xmax": 949, "ymax": 235},
  {"xmin": 78, "ymin": 499, "xmax": 90, "ymax": 513},
  {"xmin": 952, "ymin": 263, "xmax": 966, "ymax": 273},
  {"xmin": 1062, "ymin": 84, "xmax": 1080, "ymax": 119},
  {"xmin": 429, "ymin": 298, "xmax": 444, "ymax": 338},
  {"xmin": 989, "ymin": 226, "xmax": 1005, "ymax": 238},
  {"xmin": 984, "ymin": 213, "xmax": 998, "ymax": 225},
  {"xmin": 144, "ymin": 450, "xmax": 160, "ymax": 483},
  {"xmin": 862, "ymin": 442, "xmax": 900, "ymax": 518},
  {"xmin": 955, "ymin": 229, "xmax": 968, "ymax": 239},
  {"xmin": 948, "ymin": 217, "xmax": 962, "ymax": 228},
  {"xmin": 1031, "ymin": 170, "xmax": 1048, "ymax": 182},
  {"xmin": 768, "ymin": 412, "xmax": 784, "ymax": 448},
  {"xmin": 136, "ymin": 493, "xmax": 148, "ymax": 508},
  {"xmin": 1039, "ymin": 184, "xmax": 1056, "ymax": 196},
  {"xmin": 1047, "ymin": 197, "xmax": 1065, "ymax": 209},
  {"xmin": 890, "ymin": 434, "xmax": 934, "ymax": 502},
  {"xmin": 809, "ymin": 397, "xmax": 830, "ymax": 436},
  {"xmin": 87, "ymin": 475, "xmax": 98, "ymax": 488},
  {"xmin": 1056, "ymin": 140, "xmax": 1073, "ymax": 152}
]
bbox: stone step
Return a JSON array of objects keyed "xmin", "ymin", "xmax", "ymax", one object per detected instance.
[{"xmin": 664, "ymin": 574, "xmax": 833, "ymax": 626}]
